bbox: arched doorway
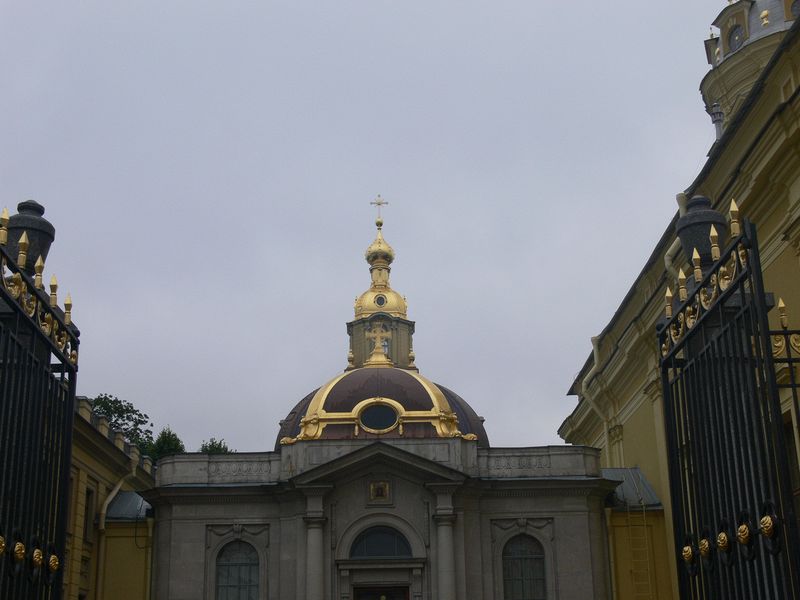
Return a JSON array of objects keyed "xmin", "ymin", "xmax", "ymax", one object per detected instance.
[{"xmin": 337, "ymin": 521, "xmax": 424, "ymax": 600}]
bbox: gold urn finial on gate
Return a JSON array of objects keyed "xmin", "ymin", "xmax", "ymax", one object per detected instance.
[
  {"xmin": 665, "ymin": 287, "xmax": 674, "ymax": 318},
  {"xmin": 692, "ymin": 248, "xmax": 702, "ymax": 283},
  {"xmin": 778, "ymin": 298, "xmax": 789, "ymax": 329},
  {"xmin": 678, "ymin": 269, "xmax": 688, "ymax": 302},
  {"xmin": 17, "ymin": 231, "xmax": 29, "ymax": 268},
  {"xmin": 64, "ymin": 293, "xmax": 73, "ymax": 326},
  {"xmin": 709, "ymin": 225, "xmax": 720, "ymax": 261},
  {"xmin": 49, "ymin": 275, "xmax": 58, "ymax": 307},
  {"xmin": 34, "ymin": 255, "xmax": 45, "ymax": 289},
  {"xmin": 729, "ymin": 199, "xmax": 740, "ymax": 237},
  {"xmin": 0, "ymin": 208, "xmax": 9, "ymax": 246}
]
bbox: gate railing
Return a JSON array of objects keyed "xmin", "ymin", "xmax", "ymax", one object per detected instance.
[
  {"xmin": 658, "ymin": 214, "xmax": 800, "ymax": 599},
  {"xmin": 0, "ymin": 215, "xmax": 79, "ymax": 600}
]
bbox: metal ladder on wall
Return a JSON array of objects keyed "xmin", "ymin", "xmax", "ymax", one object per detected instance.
[{"xmin": 626, "ymin": 469, "xmax": 655, "ymax": 600}]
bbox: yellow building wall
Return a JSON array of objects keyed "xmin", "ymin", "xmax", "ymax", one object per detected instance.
[
  {"xmin": 609, "ymin": 510, "xmax": 674, "ymax": 600},
  {"xmin": 103, "ymin": 523, "xmax": 153, "ymax": 600},
  {"xmin": 621, "ymin": 402, "xmax": 666, "ymax": 500},
  {"xmin": 63, "ymin": 399, "xmax": 155, "ymax": 600}
]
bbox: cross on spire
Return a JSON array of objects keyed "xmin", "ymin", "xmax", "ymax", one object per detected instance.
[
  {"xmin": 366, "ymin": 325, "xmax": 391, "ymax": 352},
  {"xmin": 365, "ymin": 324, "xmax": 393, "ymax": 365},
  {"xmin": 371, "ymin": 195, "xmax": 389, "ymax": 220}
]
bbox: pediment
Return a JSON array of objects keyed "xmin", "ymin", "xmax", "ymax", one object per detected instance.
[{"xmin": 291, "ymin": 442, "xmax": 467, "ymax": 486}]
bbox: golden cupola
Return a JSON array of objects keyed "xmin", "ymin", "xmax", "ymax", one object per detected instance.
[
  {"xmin": 354, "ymin": 217, "xmax": 408, "ymax": 320},
  {"xmin": 275, "ymin": 204, "xmax": 489, "ymax": 448}
]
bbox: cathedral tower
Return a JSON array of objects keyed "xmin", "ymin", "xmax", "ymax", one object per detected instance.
[{"xmin": 702, "ymin": 0, "xmax": 798, "ymax": 133}]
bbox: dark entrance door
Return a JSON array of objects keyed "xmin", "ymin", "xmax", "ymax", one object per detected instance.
[{"xmin": 353, "ymin": 587, "xmax": 409, "ymax": 600}]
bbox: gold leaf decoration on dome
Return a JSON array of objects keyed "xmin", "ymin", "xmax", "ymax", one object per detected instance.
[{"xmin": 280, "ymin": 368, "xmax": 479, "ymax": 445}]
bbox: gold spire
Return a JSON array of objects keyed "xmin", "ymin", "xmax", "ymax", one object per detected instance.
[
  {"xmin": 354, "ymin": 201, "xmax": 407, "ymax": 319},
  {"xmin": 365, "ymin": 217, "xmax": 396, "ymax": 267}
]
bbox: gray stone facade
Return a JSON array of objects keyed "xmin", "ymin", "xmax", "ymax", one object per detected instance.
[{"xmin": 146, "ymin": 439, "xmax": 614, "ymax": 599}]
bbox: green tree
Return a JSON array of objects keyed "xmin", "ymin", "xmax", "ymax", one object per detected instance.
[
  {"xmin": 144, "ymin": 426, "xmax": 185, "ymax": 462},
  {"xmin": 199, "ymin": 437, "xmax": 235, "ymax": 454},
  {"xmin": 92, "ymin": 393, "xmax": 153, "ymax": 451}
]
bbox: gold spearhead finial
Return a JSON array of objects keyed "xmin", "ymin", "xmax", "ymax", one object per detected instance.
[
  {"xmin": 729, "ymin": 199, "xmax": 740, "ymax": 237},
  {"xmin": 665, "ymin": 286, "xmax": 674, "ymax": 318},
  {"xmin": 779, "ymin": 298, "xmax": 788, "ymax": 329},
  {"xmin": 709, "ymin": 225, "xmax": 720, "ymax": 261},
  {"xmin": 0, "ymin": 207, "xmax": 8, "ymax": 246},
  {"xmin": 34, "ymin": 256, "xmax": 45, "ymax": 289},
  {"xmin": 64, "ymin": 293, "xmax": 73, "ymax": 326},
  {"xmin": 692, "ymin": 248, "xmax": 702, "ymax": 283},
  {"xmin": 678, "ymin": 269, "xmax": 688, "ymax": 301},
  {"xmin": 17, "ymin": 231, "xmax": 29, "ymax": 268},
  {"xmin": 49, "ymin": 274, "xmax": 58, "ymax": 307}
]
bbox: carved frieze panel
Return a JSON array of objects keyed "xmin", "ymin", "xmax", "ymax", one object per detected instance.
[
  {"xmin": 208, "ymin": 459, "xmax": 272, "ymax": 483},
  {"xmin": 486, "ymin": 452, "xmax": 551, "ymax": 477},
  {"xmin": 206, "ymin": 522, "xmax": 270, "ymax": 549},
  {"xmin": 490, "ymin": 517, "xmax": 554, "ymax": 543}
]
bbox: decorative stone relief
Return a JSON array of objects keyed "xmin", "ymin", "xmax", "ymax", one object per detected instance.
[
  {"xmin": 487, "ymin": 453, "xmax": 551, "ymax": 477},
  {"xmin": 490, "ymin": 517, "xmax": 554, "ymax": 543},
  {"xmin": 608, "ymin": 424, "xmax": 623, "ymax": 444},
  {"xmin": 206, "ymin": 522, "xmax": 269, "ymax": 549},
  {"xmin": 208, "ymin": 460, "xmax": 271, "ymax": 483}
]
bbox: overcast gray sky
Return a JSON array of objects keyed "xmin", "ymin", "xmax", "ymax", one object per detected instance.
[{"xmin": 2, "ymin": 1, "xmax": 725, "ymax": 451}]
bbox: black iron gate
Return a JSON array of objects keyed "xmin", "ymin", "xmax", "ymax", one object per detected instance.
[
  {"xmin": 0, "ymin": 210, "xmax": 79, "ymax": 600},
  {"xmin": 658, "ymin": 210, "xmax": 800, "ymax": 599}
]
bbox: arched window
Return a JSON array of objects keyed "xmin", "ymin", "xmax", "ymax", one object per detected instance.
[
  {"xmin": 216, "ymin": 541, "xmax": 259, "ymax": 600},
  {"xmin": 350, "ymin": 526, "xmax": 412, "ymax": 559},
  {"xmin": 502, "ymin": 535, "xmax": 545, "ymax": 600}
]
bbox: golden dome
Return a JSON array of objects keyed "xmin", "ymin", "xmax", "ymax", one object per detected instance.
[
  {"xmin": 277, "ymin": 367, "xmax": 487, "ymax": 445},
  {"xmin": 355, "ymin": 217, "xmax": 406, "ymax": 319},
  {"xmin": 365, "ymin": 218, "xmax": 395, "ymax": 265},
  {"xmin": 355, "ymin": 289, "xmax": 407, "ymax": 319}
]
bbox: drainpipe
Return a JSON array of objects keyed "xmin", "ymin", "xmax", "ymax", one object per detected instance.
[
  {"xmin": 664, "ymin": 193, "xmax": 689, "ymax": 279},
  {"xmin": 144, "ymin": 517, "xmax": 154, "ymax": 600},
  {"xmin": 95, "ymin": 457, "xmax": 138, "ymax": 600}
]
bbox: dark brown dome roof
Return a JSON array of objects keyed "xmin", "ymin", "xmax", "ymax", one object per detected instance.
[{"xmin": 275, "ymin": 367, "xmax": 489, "ymax": 448}]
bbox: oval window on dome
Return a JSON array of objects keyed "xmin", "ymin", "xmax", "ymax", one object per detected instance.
[
  {"xmin": 360, "ymin": 403, "xmax": 398, "ymax": 433},
  {"xmin": 374, "ymin": 295, "xmax": 387, "ymax": 307}
]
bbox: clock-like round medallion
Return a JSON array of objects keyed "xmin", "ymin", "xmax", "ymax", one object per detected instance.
[
  {"xmin": 728, "ymin": 25, "xmax": 745, "ymax": 53},
  {"xmin": 792, "ymin": 0, "xmax": 800, "ymax": 18},
  {"xmin": 374, "ymin": 295, "xmax": 387, "ymax": 307}
]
